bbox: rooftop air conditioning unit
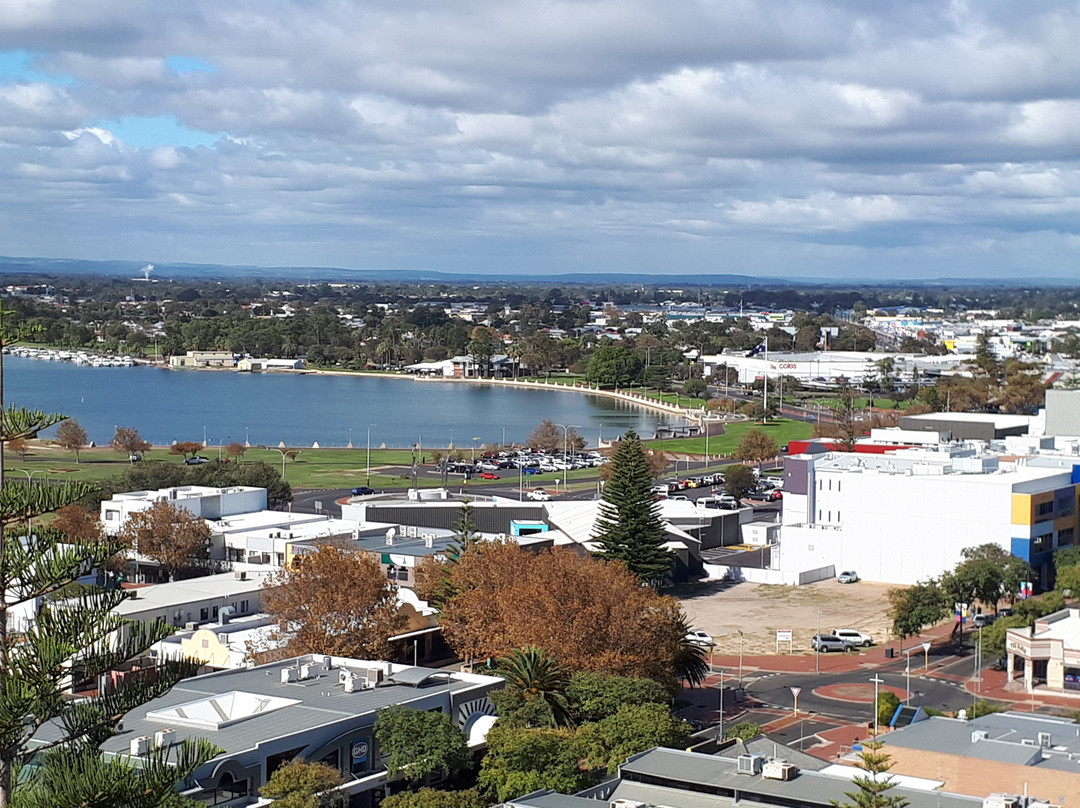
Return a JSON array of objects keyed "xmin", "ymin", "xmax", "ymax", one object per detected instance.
[
  {"xmin": 762, "ymin": 760, "xmax": 797, "ymax": 781},
  {"xmin": 235, "ymin": 570, "xmax": 247, "ymax": 580},
  {"xmin": 299, "ymin": 663, "xmax": 311, "ymax": 680},
  {"xmin": 1038, "ymin": 731, "xmax": 1052, "ymax": 748},
  {"xmin": 610, "ymin": 800, "xmax": 646, "ymax": 808},
  {"xmin": 129, "ymin": 736, "xmax": 150, "ymax": 756},
  {"xmin": 281, "ymin": 666, "xmax": 300, "ymax": 684},
  {"xmin": 737, "ymin": 754, "xmax": 764, "ymax": 775},
  {"xmin": 971, "ymin": 730, "xmax": 989, "ymax": 743},
  {"xmin": 983, "ymin": 795, "xmax": 1023, "ymax": 808},
  {"xmin": 424, "ymin": 535, "xmax": 434, "ymax": 548},
  {"xmin": 154, "ymin": 728, "xmax": 176, "ymax": 748},
  {"xmin": 184, "ymin": 621, "xmax": 200, "ymax": 631}
]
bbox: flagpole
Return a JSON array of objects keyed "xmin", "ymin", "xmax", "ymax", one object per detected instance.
[{"xmin": 762, "ymin": 336, "xmax": 768, "ymax": 424}]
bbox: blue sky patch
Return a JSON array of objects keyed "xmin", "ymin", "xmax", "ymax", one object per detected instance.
[
  {"xmin": 91, "ymin": 115, "xmax": 220, "ymax": 148},
  {"xmin": 0, "ymin": 50, "xmax": 48, "ymax": 82},
  {"xmin": 165, "ymin": 55, "xmax": 217, "ymax": 75}
]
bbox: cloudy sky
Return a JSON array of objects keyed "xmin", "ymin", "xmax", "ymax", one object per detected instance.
[{"xmin": 2, "ymin": 1, "xmax": 1078, "ymax": 279}]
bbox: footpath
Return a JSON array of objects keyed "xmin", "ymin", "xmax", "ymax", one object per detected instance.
[{"xmin": 688, "ymin": 618, "xmax": 1080, "ymax": 763}]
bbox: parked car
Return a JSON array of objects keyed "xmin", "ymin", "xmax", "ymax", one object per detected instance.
[
  {"xmin": 837, "ymin": 570, "xmax": 859, "ymax": 584},
  {"xmin": 974, "ymin": 613, "xmax": 996, "ymax": 628},
  {"xmin": 717, "ymin": 495, "xmax": 740, "ymax": 509},
  {"xmin": 833, "ymin": 628, "xmax": 873, "ymax": 647},
  {"xmin": 479, "ymin": 471, "xmax": 500, "ymax": 480},
  {"xmin": 183, "ymin": 456, "xmax": 210, "ymax": 465},
  {"xmin": 746, "ymin": 489, "xmax": 782, "ymax": 502},
  {"xmin": 527, "ymin": 489, "xmax": 552, "ymax": 501},
  {"xmin": 129, "ymin": 452, "xmax": 143, "ymax": 462},
  {"xmin": 351, "ymin": 486, "xmax": 375, "ymax": 496},
  {"xmin": 685, "ymin": 629, "xmax": 714, "ymax": 647},
  {"xmin": 811, "ymin": 634, "xmax": 855, "ymax": 653}
]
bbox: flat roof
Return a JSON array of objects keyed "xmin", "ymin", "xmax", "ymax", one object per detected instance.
[
  {"xmin": 36, "ymin": 656, "xmax": 500, "ymax": 761},
  {"xmin": 902, "ymin": 412, "xmax": 1033, "ymax": 429},
  {"xmin": 506, "ymin": 747, "xmax": 983, "ymax": 808},
  {"xmin": 115, "ymin": 572, "xmax": 272, "ymax": 615}
]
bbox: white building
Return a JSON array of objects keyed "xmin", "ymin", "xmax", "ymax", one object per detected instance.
[
  {"xmin": 778, "ymin": 441, "xmax": 1080, "ymax": 587},
  {"xmin": 100, "ymin": 486, "xmax": 267, "ymax": 534}
]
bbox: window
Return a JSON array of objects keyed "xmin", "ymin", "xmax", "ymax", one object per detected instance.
[
  {"xmin": 200, "ymin": 608, "xmax": 209, "ymax": 621},
  {"xmin": 397, "ymin": 568, "xmax": 409, "ymax": 582},
  {"xmin": 1037, "ymin": 501, "xmax": 1054, "ymax": 517},
  {"xmin": 212, "ymin": 605, "xmax": 219, "ymax": 619},
  {"xmin": 837, "ymin": 481, "xmax": 841, "ymax": 492},
  {"xmin": 817, "ymin": 509, "xmax": 822, "ymax": 521},
  {"xmin": 240, "ymin": 600, "xmax": 249, "ymax": 613},
  {"xmin": 828, "ymin": 479, "xmax": 832, "ymax": 491},
  {"xmin": 1033, "ymin": 535, "xmax": 1052, "ymax": 553},
  {"xmin": 201, "ymin": 639, "xmax": 209, "ymax": 649},
  {"xmin": 105, "ymin": 510, "xmax": 119, "ymax": 521},
  {"xmin": 1059, "ymin": 527, "xmax": 1075, "ymax": 546},
  {"xmin": 837, "ymin": 511, "xmax": 841, "ymax": 522}
]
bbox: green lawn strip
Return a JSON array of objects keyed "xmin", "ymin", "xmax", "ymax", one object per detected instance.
[{"xmin": 652, "ymin": 418, "xmax": 812, "ymax": 455}]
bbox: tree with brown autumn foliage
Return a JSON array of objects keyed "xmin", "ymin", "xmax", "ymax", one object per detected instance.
[
  {"xmin": 416, "ymin": 540, "xmax": 688, "ymax": 684},
  {"xmin": 118, "ymin": 498, "xmax": 212, "ymax": 581},
  {"xmin": 6, "ymin": 437, "xmax": 29, "ymax": 462},
  {"xmin": 225, "ymin": 441, "xmax": 247, "ymax": 461},
  {"xmin": 169, "ymin": 441, "xmax": 205, "ymax": 458},
  {"xmin": 110, "ymin": 426, "xmax": 151, "ymax": 460},
  {"xmin": 261, "ymin": 543, "xmax": 407, "ymax": 660},
  {"xmin": 55, "ymin": 418, "xmax": 88, "ymax": 462}
]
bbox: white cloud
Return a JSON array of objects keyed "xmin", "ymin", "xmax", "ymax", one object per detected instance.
[{"xmin": 0, "ymin": 0, "xmax": 1078, "ymax": 278}]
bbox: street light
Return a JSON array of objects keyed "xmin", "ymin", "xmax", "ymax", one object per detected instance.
[
  {"xmin": 903, "ymin": 650, "xmax": 912, "ymax": 703},
  {"xmin": 554, "ymin": 423, "xmax": 580, "ymax": 490},
  {"xmin": 472, "ymin": 437, "xmax": 481, "ymax": 463},
  {"xmin": 870, "ymin": 675, "xmax": 885, "ymax": 736},
  {"xmin": 366, "ymin": 424, "xmax": 376, "ymax": 486},
  {"xmin": 737, "ymin": 629, "xmax": 744, "ymax": 688}
]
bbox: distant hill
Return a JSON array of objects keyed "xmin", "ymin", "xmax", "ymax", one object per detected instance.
[{"xmin": 0, "ymin": 255, "xmax": 1076, "ymax": 288}]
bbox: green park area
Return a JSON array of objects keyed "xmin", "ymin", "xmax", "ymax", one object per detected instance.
[
  {"xmin": 5, "ymin": 416, "xmax": 810, "ymax": 492},
  {"xmin": 655, "ymin": 417, "xmax": 811, "ymax": 455}
]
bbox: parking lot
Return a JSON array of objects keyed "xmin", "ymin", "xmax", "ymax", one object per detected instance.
[{"xmin": 680, "ymin": 577, "xmax": 895, "ymax": 657}]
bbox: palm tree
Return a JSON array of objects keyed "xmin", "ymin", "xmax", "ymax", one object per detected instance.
[
  {"xmin": 494, "ymin": 646, "xmax": 573, "ymax": 727},
  {"xmin": 672, "ymin": 611, "xmax": 709, "ymax": 688}
]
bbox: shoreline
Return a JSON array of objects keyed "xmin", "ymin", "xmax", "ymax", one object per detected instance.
[{"xmin": 296, "ymin": 367, "xmax": 699, "ymax": 420}]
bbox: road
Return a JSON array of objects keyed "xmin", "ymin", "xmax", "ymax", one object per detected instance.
[{"xmin": 743, "ymin": 665, "xmax": 971, "ymax": 723}]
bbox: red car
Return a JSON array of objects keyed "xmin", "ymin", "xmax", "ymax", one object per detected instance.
[{"xmin": 479, "ymin": 472, "xmax": 500, "ymax": 480}]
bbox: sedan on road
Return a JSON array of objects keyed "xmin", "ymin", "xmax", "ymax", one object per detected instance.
[
  {"xmin": 479, "ymin": 472, "xmax": 501, "ymax": 480},
  {"xmin": 837, "ymin": 570, "xmax": 859, "ymax": 584},
  {"xmin": 685, "ymin": 629, "xmax": 714, "ymax": 647}
]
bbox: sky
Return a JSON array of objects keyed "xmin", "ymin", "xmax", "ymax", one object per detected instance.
[{"xmin": 1, "ymin": 1, "xmax": 1079, "ymax": 280}]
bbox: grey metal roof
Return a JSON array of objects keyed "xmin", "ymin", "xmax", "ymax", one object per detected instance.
[
  {"xmin": 613, "ymin": 747, "xmax": 982, "ymax": 808},
  {"xmin": 734, "ymin": 736, "xmax": 829, "ymax": 771},
  {"xmin": 507, "ymin": 793, "xmax": 596, "ymax": 808},
  {"xmin": 35, "ymin": 656, "xmax": 492, "ymax": 761},
  {"xmin": 883, "ymin": 712, "xmax": 1080, "ymax": 761}
]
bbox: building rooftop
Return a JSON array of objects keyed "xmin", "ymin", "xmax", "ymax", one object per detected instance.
[
  {"xmin": 115, "ymin": 572, "xmax": 272, "ymax": 616},
  {"xmin": 902, "ymin": 412, "xmax": 1034, "ymax": 429},
  {"xmin": 36, "ymin": 655, "xmax": 501, "ymax": 760},
  {"xmin": 507, "ymin": 746, "xmax": 986, "ymax": 808},
  {"xmin": 883, "ymin": 711, "xmax": 1080, "ymax": 767}
]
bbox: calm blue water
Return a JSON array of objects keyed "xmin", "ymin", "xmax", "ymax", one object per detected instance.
[{"xmin": 4, "ymin": 357, "xmax": 676, "ymax": 449}]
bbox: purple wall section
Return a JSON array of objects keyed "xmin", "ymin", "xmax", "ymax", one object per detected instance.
[{"xmin": 784, "ymin": 457, "xmax": 809, "ymax": 495}]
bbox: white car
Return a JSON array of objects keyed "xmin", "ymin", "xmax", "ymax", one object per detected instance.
[
  {"xmin": 527, "ymin": 489, "xmax": 552, "ymax": 501},
  {"xmin": 832, "ymin": 628, "xmax": 873, "ymax": 647},
  {"xmin": 684, "ymin": 629, "xmax": 714, "ymax": 647}
]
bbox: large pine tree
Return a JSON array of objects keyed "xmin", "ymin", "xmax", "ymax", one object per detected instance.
[
  {"xmin": 0, "ymin": 308, "xmax": 216, "ymax": 807},
  {"xmin": 592, "ymin": 431, "xmax": 673, "ymax": 586}
]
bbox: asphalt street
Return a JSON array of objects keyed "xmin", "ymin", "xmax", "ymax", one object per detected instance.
[{"xmin": 743, "ymin": 667, "xmax": 971, "ymax": 723}]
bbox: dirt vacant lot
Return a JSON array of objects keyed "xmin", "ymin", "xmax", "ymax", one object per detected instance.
[{"xmin": 679, "ymin": 578, "xmax": 896, "ymax": 656}]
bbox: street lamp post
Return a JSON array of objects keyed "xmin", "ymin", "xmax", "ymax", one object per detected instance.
[
  {"xmin": 554, "ymin": 423, "xmax": 580, "ymax": 490},
  {"xmin": 366, "ymin": 424, "xmax": 375, "ymax": 486},
  {"xmin": 870, "ymin": 675, "xmax": 885, "ymax": 736},
  {"xmin": 472, "ymin": 437, "xmax": 481, "ymax": 464},
  {"xmin": 737, "ymin": 629, "xmax": 744, "ymax": 688},
  {"xmin": 903, "ymin": 651, "xmax": 912, "ymax": 703}
]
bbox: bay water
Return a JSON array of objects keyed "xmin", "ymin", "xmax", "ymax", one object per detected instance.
[{"xmin": 5, "ymin": 357, "xmax": 674, "ymax": 449}]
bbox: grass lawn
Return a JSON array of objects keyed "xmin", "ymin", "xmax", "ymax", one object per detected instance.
[
  {"xmin": 4, "ymin": 442, "xmax": 610, "ymax": 491},
  {"xmin": 653, "ymin": 418, "xmax": 812, "ymax": 455}
]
